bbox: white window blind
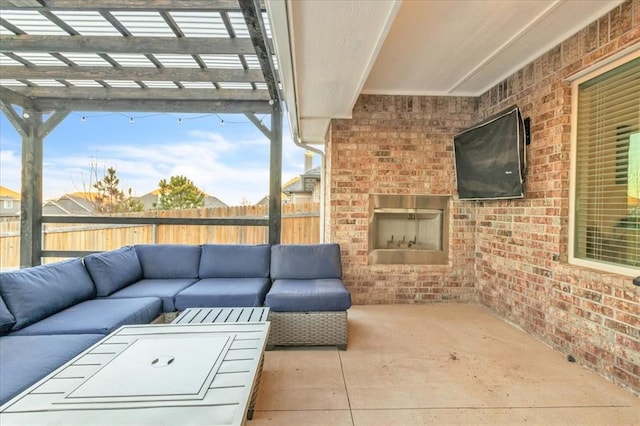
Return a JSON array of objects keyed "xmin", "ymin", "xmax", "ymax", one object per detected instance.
[{"xmin": 574, "ymin": 57, "xmax": 640, "ymax": 269}]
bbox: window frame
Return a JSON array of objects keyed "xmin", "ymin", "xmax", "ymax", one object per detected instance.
[{"xmin": 568, "ymin": 49, "xmax": 640, "ymax": 277}]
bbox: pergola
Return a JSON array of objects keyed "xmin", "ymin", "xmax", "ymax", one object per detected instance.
[{"xmin": 0, "ymin": 0, "xmax": 283, "ymax": 268}]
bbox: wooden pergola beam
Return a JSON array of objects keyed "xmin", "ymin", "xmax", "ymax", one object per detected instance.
[
  {"xmin": 11, "ymin": 86, "xmax": 270, "ymax": 101},
  {"xmin": 239, "ymin": 0, "xmax": 280, "ymax": 103},
  {"xmin": 0, "ymin": 65, "xmax": 265, "ymax": 83},
  {"xmin": 0, "ymin": 35, "xmax": 259, "ymax": 55},
  {"xmin": 3, "ymin": 0, "xmax": 264, "ymax": 11},
  {"xmin": 30, "ymin": 98, "xmax": 272, "ymax": 114},
  {"xmin": 0, "ymin": 86, "xmax": 35, "ymax": 109}
]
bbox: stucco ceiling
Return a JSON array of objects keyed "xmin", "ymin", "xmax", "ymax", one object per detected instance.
[{"xmin": 267, "ymin": 0, "xmax": 624, "ymax": 146}]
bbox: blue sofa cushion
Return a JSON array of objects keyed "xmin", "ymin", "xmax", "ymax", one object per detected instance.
[
  {"xmin": 175, "ymin": 278, "xmax": 271, "ymax": 310},
  {"xmin": 0, "ymin": 259, "xmax": 96, "ymax": 331},
  {"xmin": 84, "ymin": 246, "xmax": 143, "ymax": 297},
  {"xmin": 271, "ymin": 244, "xmax": 342, "ymax": 280},
  {"xmin": 0, "ymin": 334, "xmax": 103, "ymax": 405},
  {"xmin": 0, "ymin": 295, "xmax": 16, "ymax": 334},
  {"xmin": 265, "ymin": 279, "xmax": 351, "ymax": 312},
  {"xmin": 135, "ymin": 244, "xmax": 201, "ymax": 279},
  {"xmin": 199, "ymin": 244, "xmax": 270, "ymax": 278},
  {"xmin": 107, "ymin": 278, "xmax": 198, "ymax": 312},
  {"xmin": 9, "ymin": 297, "xmax": 162, "ymax": 336}
]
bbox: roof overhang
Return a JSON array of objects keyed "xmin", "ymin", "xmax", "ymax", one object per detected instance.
[{"xmin": 268, "ymin": 0, "xmax": 624, "ymax": 145}]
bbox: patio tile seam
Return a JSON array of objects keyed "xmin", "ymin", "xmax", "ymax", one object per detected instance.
[
  {"xmin": 253, "ymin": 409, "xmax": 353, "ymax": 413},
  {"xmin": 338, "ymin": 350, "xmax": 356, "ymax": 426},
  {"xmin": 347, "ymin": 404, "xmax": 634, "ymax": 411}
]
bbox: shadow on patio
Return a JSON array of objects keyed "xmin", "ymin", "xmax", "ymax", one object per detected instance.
[{"xmin": 252, "ymin": 304, "xmax": 639, "ymax": 425}]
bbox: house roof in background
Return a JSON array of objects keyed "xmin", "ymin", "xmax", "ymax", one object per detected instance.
[
  {"xmin": 0, "ymin": 185, "xmax": 21, "ymax": 199},
  {"xmin": 283, "ymin": 165, "xmax": 320, "ymax": 194},
  {"xmin": 43, "ymin": 193, "xmax": 95, "ymax": 215}
]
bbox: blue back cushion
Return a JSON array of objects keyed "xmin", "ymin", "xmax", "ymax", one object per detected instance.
[
  {"xmin": 0, "ymin": 295, "xmax": 16, "ymax": 334},
  {"xmin": 270, "ymin": 244, "xmax": 342, "ymax": 280},
  {"xmin": 135, "ymin": 244, "xmax": 201, "ymax": 279},
  {"xmin": 199, "ymin": 244, "xmax": 270, "ymax": 278},
  {"xmin": 84, "ymin": 246, "xmax": 143, "ymax": 297},
  {"xmin": 0, "ymin": 259, "xmax": 96, "ymax": 330}
]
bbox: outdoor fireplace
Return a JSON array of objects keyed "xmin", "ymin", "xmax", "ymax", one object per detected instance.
[{"xmin": 369, "ymin": 194, "xmax": 450, "ymax": 265}]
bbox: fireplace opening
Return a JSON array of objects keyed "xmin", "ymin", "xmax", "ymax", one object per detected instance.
[{"xmin": 369, "ymin": 195, "xmax": 450, "ymax": 265}]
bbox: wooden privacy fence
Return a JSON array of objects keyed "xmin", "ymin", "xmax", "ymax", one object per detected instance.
[{"xmin": 0, "ymin": 203, "xmax": 319, "ymax": 270}]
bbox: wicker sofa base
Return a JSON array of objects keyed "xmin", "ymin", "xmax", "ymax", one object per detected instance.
[{"xmin": 267, "ymin": 311, "xmax": 348, "ymax": 350}]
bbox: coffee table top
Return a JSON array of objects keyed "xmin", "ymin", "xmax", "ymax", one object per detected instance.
[
  {"xmin": 0, "ymin": 322, "xmax": 269, "ymax": 426},
  {"xmin": 173, "ymin": 307, "xmax": 270, "ymax": 324}
]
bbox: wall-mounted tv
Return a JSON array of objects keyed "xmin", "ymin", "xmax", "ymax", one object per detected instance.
[{"xmin": 453, "ymin": 105, "xmax": 527, "ymax": 200}]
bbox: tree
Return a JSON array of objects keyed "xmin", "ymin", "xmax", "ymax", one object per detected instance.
[
  {"xmin": 92, "ymin": 166, "xmax": 143, "ymax": 214},
  {"xmin": 155, "ymin": 175, "xmax": 205, "ymax": 210}
]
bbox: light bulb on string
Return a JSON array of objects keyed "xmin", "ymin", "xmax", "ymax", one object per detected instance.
[
  {"xmin": 129, "ymin": 117, "xmax": 135, "ymax": 124},
  {"xmin": 81, "ymin": 116, "xmax": 86, "ymax": 123},
  {"xmin": 220, "ymin": 119, "xmax": 224, "ymax": 127},
  {"xmin": 178, "ymin": 118, "xmax": 183, "ymax": 125}
]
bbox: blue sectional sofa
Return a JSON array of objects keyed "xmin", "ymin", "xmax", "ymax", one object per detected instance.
[{"xmin": 0, "ymin": 243, "xmax": 351, "ymax": 405}]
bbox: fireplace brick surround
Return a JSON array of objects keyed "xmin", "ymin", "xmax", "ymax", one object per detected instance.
[
  {"xmin": 325, "ymin": 0, "xmax": 639, "ymax": 396},
  {"xmin": 329, "ymin": 96, "xmax": 479, "ymax": 305}
]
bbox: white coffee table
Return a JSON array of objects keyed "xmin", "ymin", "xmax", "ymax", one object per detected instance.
[{"xmin": 0, "ymin": 322, "xmax": 270, "ymax": 426}]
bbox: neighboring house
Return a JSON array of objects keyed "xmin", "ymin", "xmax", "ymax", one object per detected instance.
[
  {"xmin": 263, "ymin": 151, "xmax": 320, "ymax": 205},
  {"xmin": 42, "ymin": 192, "xmax": 97, "ymax": 216},
  {"xmin": 283, "ymin": 150, "xmax": 321, "ymax": 204},
  {"xmin": 0, "ymin": 186, "xmax": 20, "ymax": 217},
  {"xmin": 254, "ymin": 196, "xmax": 270, "ymax": 206},
  {"xmin": 282, "ymin": 166, "xmax": 321, "ymax": 204},
  {"xmin": 136, "ymin": 189, "xmax": 228, "ymax": 210}
]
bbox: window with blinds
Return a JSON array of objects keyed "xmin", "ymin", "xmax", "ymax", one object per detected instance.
[{"xmin": 572, "ymin": 56, "xmax": 639, "ymax": 272}]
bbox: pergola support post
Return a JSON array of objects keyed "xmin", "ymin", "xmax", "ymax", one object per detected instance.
[
  {"xmin": 19, "ymin": 109, "xmax": 44, "ymax": 268},
  {"xmin": 269, "ymin": 103, "xmax": 283, "ymax": 245},
  {"xmin": 0, "ymin": 103, "xmax": 69, "ymax": 267}
]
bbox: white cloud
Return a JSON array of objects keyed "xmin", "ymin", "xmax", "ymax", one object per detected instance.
[{"xmin": 0, "ymin": 121, "xmax": 314, "ymax": 206}]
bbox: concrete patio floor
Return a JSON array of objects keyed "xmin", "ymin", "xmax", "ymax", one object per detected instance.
[{"xmin": 251, "ymin": 304, "xmax": 639, "ymax": 425}]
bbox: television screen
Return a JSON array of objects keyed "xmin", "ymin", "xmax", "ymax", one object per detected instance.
[{"xmin": 453, "ymin": 105, "xmax": 526, "ymax": 200}]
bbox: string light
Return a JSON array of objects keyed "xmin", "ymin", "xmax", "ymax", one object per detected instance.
[{"xmin": 70, "ymin": 112, "xmax": 264, "ymax": 126}]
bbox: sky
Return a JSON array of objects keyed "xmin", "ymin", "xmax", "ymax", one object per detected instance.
[{"xmin": 0, "ymin": 110, "xmax": 315, "ymax": 206}]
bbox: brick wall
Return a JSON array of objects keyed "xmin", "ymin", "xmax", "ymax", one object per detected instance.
[
  {"xmin": 329, "ymin": 96, "xmax": 479, "ymax": 304},
  {"xmin": 327, "ymin": 0, "xmax": 639, "ymax": 395},
  {"xmin": 475, "ymin": 0, "xmax": 640, "ymax": 395}
]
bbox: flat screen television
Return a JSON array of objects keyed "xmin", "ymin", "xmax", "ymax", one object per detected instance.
[{"xmin": 453, "ymin": 105, "xmax": 526, "ymax": 200}]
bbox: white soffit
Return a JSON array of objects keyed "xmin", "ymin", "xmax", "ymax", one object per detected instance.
[
  {"xmin": 282, "ymin": 0, "xmax": 401, "ymax": 144},
  {"xmin": 363, "ymin": 0, "xmax": 624, "ymax": 96},
  {"xmin": 274, "ymin": 0, "xmax": 624, "ymax": 144}
]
